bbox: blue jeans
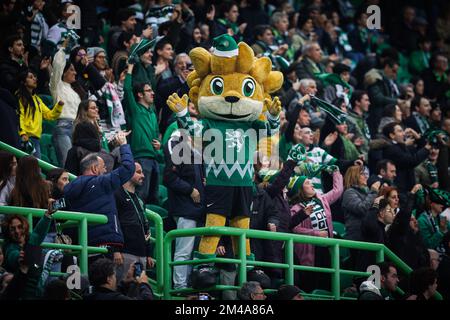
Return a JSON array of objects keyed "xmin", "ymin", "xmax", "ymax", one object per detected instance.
[
  {"xmin": 52, "ymin": 119, "xmax": 73, "ymax": 167},
  {"xmin": 29, "ymin": 136, "xmax": 41, "ymax": 159},
  {"xmin": 173, "ymin": 217, "xmax": 197, "ymax": 289},
  {"xmin": 136, "ymin": 158, "xmax": 159, "ymax": 205}
]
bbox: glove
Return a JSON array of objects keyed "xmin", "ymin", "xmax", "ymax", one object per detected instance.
[{"xmin": 287, "ymin": 144, "xmax": 306, "ymax": 164}]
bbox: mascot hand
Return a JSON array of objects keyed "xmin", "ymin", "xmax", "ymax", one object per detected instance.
[
  {"xmin": 265, "ymin": 96, "xmax": 282, "ymax": 117},
  {"xmin": 167, "ymin": 93, "xmax": 189, "ymax": 114}
]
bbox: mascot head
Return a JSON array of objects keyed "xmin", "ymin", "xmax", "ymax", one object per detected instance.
[{"xmin": 186, "ymin": 34, "xmax": 283, "ymax": 122}]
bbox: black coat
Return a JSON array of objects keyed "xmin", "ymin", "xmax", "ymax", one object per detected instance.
[
  {"xmin": 383, "ymin": 142, "xmax": 429, "ymax": 194},
  {"xmin": 114, "ymin": 188, "xmax": 151, "ymax": 257},
  {"xmin": 0, "ymin": 88, "xmax": 20, "ymax": 148},
  {"xmin": 0, "ymin": 57, "xmax": 28, "ymax": 93},
  {"xmin": 163, "ymin": 134, "xmax": 205, "ymax": 221},
  {"xmin": 386, "ymin": 193, "xmax": 429, "ymax": 270},
  {"xmin": 437, "ymin": 255, "xmax": 450, "ymax": 300},
  {"xmin": 294, "ymin": 58, "xmax": 325, "ymax": 95},
  {"xmin": 84, "ymin": 283, "xmax": 153, "ymax": 301},
  {"xmin": 250, "ymin": 187, "xmax": 279, "ymax": 262}
]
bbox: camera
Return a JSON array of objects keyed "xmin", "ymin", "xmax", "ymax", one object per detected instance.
[
  {"xmin": 52, "ymin": 198, "xmax": 66, "ymax": 211},
  {"xmin": 134, "ymin": 262, "xmax": 143, "ymax": 277}
]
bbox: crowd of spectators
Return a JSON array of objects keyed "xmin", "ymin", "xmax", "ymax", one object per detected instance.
[{"xmin": 0, "ymin": 0, "xmax": 450, "ymax": 300}]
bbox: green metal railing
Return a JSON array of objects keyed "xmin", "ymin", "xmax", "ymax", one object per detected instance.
[
  {"xmin": 144, "ymin": 209, "xmax": 164, "ymax": 296},
  {"xmin": 163, "ymin": 227, "xmax": 443, "ymax": 300},
  {"xmin": 0, "ymin": 206, "xmax": 108, "ymax": 274},
  {"xmin": 0, "ymin": 140, "xmax": 76, "ymax": 181}
]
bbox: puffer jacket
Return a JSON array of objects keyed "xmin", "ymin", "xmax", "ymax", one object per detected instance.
[
  {"xmin": 64, "ymin": 144, "xmax": 135, "ymax": 247},
  {"xmin": 342, "ymin": 186, "xmax": 378, "ymax": 241}
]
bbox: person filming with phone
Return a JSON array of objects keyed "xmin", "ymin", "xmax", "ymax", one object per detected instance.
[
  {"xmin": 1, "ymin": 198, "xmax": 58, "ymax": 299},
  {"xmin": 64, "ymin": 131, "xmax": 135, "ymax": 266}
]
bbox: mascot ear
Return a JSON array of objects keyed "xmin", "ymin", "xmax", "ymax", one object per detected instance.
[
  {"xmin": 189, "ymin": 47, "xmax": 211, "ymax": 79},
  {"xmin": 189, "ymin": 86, "xmax": 200, "ymax": 106},
  {"xmin": 264, "ymin": 71, "xmax": 284, "ymax": 93},
  {"xmin": 236, "ymin": 42, "xmax": 254, "ymax": 74},
  {"xmin": 250, "ymin": 57, "xmax": 271, "ymax": 84}
]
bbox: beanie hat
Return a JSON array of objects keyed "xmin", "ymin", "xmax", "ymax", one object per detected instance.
[
  {"xmin": 211, "ymin": 34, "xmax": 239, "ymax": 58},
  {"xmin": 287, "ymin": 175, "xmax": 308, "ymax": 195},
  {"xmin": 425, "ymin": 186, "xmax": 450, "ymax": 207},
  {"xmin": 258, "ymin": 169, "xmax": 280, "ymax": 184}
]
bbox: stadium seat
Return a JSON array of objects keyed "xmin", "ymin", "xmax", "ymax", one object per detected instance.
[
  {"xmin": 158, "ymin": 185, "xmax": 168, "ymax": 207},
  {"xmin": 146, "ymin": 204, "xmax": 168, "ymax": 219},
  {"xmin": 341, "ymin": 291, "xmax": 358, "ymax": 299},
  {"xmin": 332, "ymin": 221, "xmax": 346, "ymax": 238},
  {"xmin": 310, "ymin": 289, "xmax": 333, "ymax": 299},
  {"xmin": 40, "ymin": 133, "xmax": 58, "ymax": 166}
]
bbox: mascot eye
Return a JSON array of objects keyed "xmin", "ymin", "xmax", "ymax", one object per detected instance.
[
  {"xmin": 242, "ymin": 78, "xmax": 256, "ymax": 97},
  {"xmin": 210, "ymin": 77, "xmax": 224, "ymax": 95}
]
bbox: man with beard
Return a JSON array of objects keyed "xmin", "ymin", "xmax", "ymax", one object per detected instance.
[
  {"xmin": 114, "ymin": 162, "xmax": 155, "ymax": 282},
  {"xmin": 0, "ymin": 35, "xmax": 27, "ymax": 93}
]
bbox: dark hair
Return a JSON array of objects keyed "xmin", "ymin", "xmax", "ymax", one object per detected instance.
[
  {"xmin": 46, "ymin": 168, "xmax": 66, "ymax": 184},
  {"xmin": 253, "ymin": 24, "xmax": 272, "ymax": 41},
  {"xmin": 88, "ymin": 258, "xmax": 115, "ymax": 288},
  {"xmin": 0, "ymin": 151, "xmax": 15, "ymax": 191},
  {"xmin": 382, "ymin": 103, "xmax": 398, "ymax": 118},
  {"xmin": 44, "ymin": 279, "xmax": 69, "ymax": 300},
  {"xmin": 3, "ymin": 34, "xmax": 21, "ymax": 55},
  {"xmin": 382, "ymin": 122, "xmax": 399, "ymax": 139},
  {"xmin": 381, "ymin": 58, "xmax": 399, "ymax": 69},
  {"xmin": 132, "ymin": 82, "xmax": 147, "ymax": 100},
  {"xmin": 17, "ymin": 69, "xmax": 38, "ymax": 120},
  {"xmin": 10, "ymin": 156, "xmax": 49, "ymax": 208},
  {"xmin": 377, "ymin": 261, "xmax": 396, "ymax": 277},
  {"xmin": 297, "ymin": 14, "xmax": 312, "ymax": 30},
  {"xmin": 375, "ymin": 159, "xmax": 395, "ymax": 175},
  {"xmin": 116, "ymin": 8, "xmax": 135, "ymax": 25},
  {"xmin": 117, "ymin": 31, "xmax": 135, "ymax": 51},
  {"xmin": 220, "ymin": 0, "xmax": 238, "ymax": 18},
  {"xmin": 2, "ymin": 214, "xmax": 30, "ymax": 243},
  {"xmin": 350, "ymin": 90, "xmax": 367, "ymax": 106},
  {"xmin": 152, "ymin": 37, "xmax": 172, "ymax": 66},
  {"xmin": 410, "ymin": 95, "xmax": 424, "ymax": 112},
  {"xmin": 409, "ymin": 267, "xmax": 437, "ymax": 296}
]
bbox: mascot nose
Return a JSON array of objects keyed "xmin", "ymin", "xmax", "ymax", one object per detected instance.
[{"xmin": 225, "ymin": 96, "xmax": 240, "ymax": 103}]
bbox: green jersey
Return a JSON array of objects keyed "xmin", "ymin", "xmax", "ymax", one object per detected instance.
[{"xmin": 176, "ymin": 109, "xmax": 279, "ymax": 186}]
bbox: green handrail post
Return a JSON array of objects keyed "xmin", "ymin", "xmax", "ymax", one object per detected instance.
[
  {"xmin": 285, "ymin": 239, "xmax": 294, "ymax": 285},
  {"xmin": 238, "ymin": 233, "xmax": 247, "ymax": 285},
  {"xmin": 145, "ymin": 209, "xmax": 164, "ymax": 295},
  {"xmin": 0, "ymin": 140, "xmax": 77, "ymax": 181},
  {"xmin": 376, "ymin": 248, "xmax": 384, "ymax": 263},
  {"xmin": 331, "ymin": 244, "xmax": 340, "ymax": 300},
  {"xmin": 79, "ymin": 217, "xmax": 88, "ymax": 274},
  {"xmin": 163, "ymin": 232, "xmax": 173, "ymax": 300},
  {"xmin": 28, "ymin": 213, "xmax": 33, "ymax": 232}
]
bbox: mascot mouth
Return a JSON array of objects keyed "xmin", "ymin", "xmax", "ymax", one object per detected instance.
[{"xmin": 210, "ymin": 110, "xmax": 252, "ymax": 119}]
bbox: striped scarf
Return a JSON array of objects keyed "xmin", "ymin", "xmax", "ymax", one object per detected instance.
[
  {"xmin": 96, "ymin": 82, "xmax": 126, "ymax": 128},
  {"xmin": 30, "ymin": 11, "xmax": 49, "ymax": 49},
  {"xmin": 425, "ymin": 160, "xmax": 438, "ymax": 184},
  {"xmin": 301, "ymin": 146, "xmax": 337, "ymax": 194}
]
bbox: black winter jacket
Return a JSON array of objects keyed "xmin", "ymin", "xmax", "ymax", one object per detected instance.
[
  {"xmin": 383, "ymin": 142, "xmax": 429, "ymax": 193},
  {"xmin": 163, "ymin": 133, "xmax": 205, "ymax": 220}
]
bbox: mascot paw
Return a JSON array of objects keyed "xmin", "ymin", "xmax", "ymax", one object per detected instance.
[
  {"xmin": 167, "ymin": 93, "xmax": 189, "ymax": 114},
  {"xmin": 265, "ymin": 96, "xmax": 282, "ymax": 117}
]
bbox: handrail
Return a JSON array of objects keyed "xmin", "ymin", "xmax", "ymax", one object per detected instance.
[
  {"xmin": 0, "ymin": 206, "xmax": 108, "ymax": 274},
  {"xmin": 144, "ymin": 209, "xmax": 164, "ymax": 297},
  {"xmin": 0, "ymin": 140, "xmax": 77, "ymax": 181},
  {"xmin": 163, "ymin": 226, "xmax": 443, "ymax": 300}
]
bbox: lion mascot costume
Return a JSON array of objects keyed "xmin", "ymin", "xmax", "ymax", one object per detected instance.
[{"xmin": 167, "ymin": 34, "xmax": 283, "ymax": 264}]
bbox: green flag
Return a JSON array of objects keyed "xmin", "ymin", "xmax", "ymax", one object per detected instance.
[
  {"xmin": 316, "ymin": 73, "xmax": 353, "ymax": 100},
  {"xmin": 311, "ymin": 96, "xmax": 347, "ymax": 125}
]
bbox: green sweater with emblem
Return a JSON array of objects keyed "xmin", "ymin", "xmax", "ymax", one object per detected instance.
[
  {"xmin": 176, "ymin": 109, "xmax": 279, "ymax": 186},
  {"xmin": 124, "ymin": 74, "xmax": 162, "ymax": 160}
]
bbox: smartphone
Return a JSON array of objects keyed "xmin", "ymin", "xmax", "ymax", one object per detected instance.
[
  {"xmin": 52, "ymin": 198, "xmax": 66, "ymax": 211},
  {"xmin": 134, "ymin": 262, "xmax": 143, "ymax": 277},
  {"xmin": 198, "ymin": 293, "xmax": 210, "ymax": 300}
]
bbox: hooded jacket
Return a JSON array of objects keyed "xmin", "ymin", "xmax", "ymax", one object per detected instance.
[{"xmin": 64, "ymin": 144, "xmax": 135, "ymax": 247}]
